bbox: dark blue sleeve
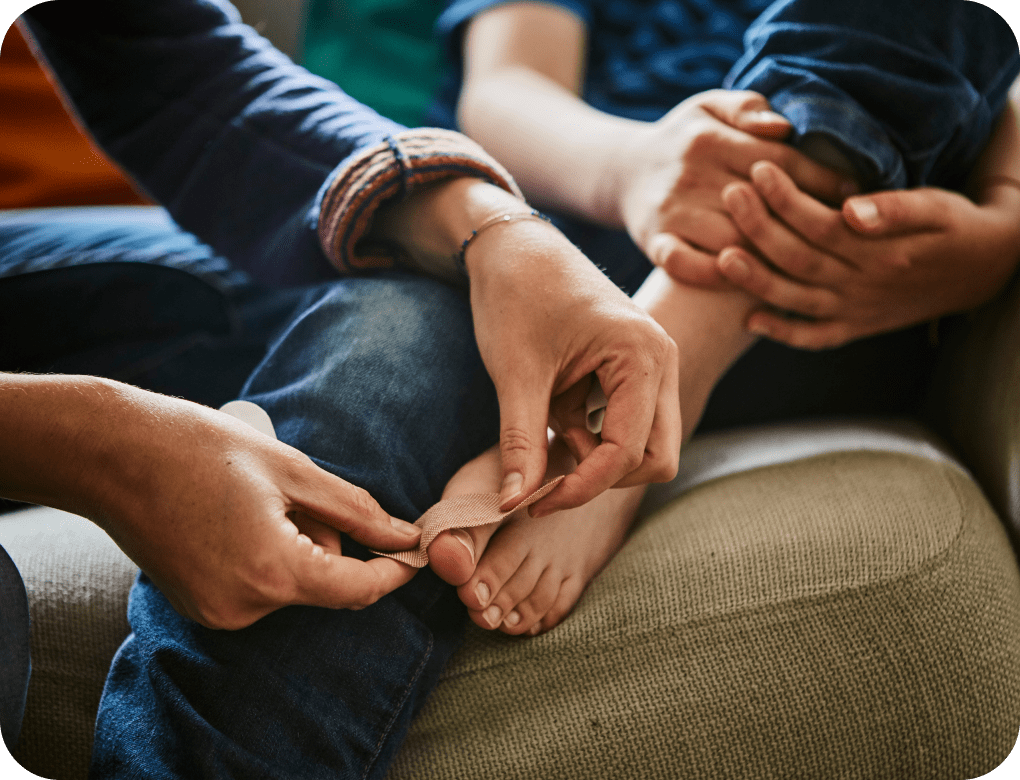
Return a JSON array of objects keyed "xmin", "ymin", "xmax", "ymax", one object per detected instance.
[
  {"xmin": 22, "ymin": 0, "xmax": 405, "ymax": 286},
  {"xmin": 725, "ymin": 0, "xmax": 1020, "ymax": 190}
]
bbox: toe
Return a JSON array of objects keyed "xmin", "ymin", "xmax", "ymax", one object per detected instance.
[
  {"xmin": 428, "ymin": 522, "xmax": 498, "ymax": 586},
  {"xmin": 502, "ymin": 567, "xmax": 560, "ymax": 635},
  {"xmin": 457, "ymin": 527, "xmax": 529, "ymax": 611},
  {"xmin": 529, "ymin": 576, "xmax": 586, "ymax": 636}
]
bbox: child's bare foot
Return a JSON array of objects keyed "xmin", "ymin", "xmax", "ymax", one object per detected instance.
[{"xmin": 428, "ymin": 441, "xmax": 644, "ymax": 636}]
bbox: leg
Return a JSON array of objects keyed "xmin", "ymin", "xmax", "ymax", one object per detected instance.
[
  {"xmin": 428, "ymin": 270, "xmax": 758, "ymax": 635},
  {"xmin": 726, "ymin": 0, "xmax": 1020, "ymax": 189},
  {"xmin": 91, "ymin": 274, "xmax": 502, "ymax": 779},
  {"xmin": 0, "ymin": 206, "xmax": 304, "ymax": 409}
]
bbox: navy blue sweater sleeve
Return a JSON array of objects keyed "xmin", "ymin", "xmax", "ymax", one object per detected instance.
[{"xmin": 22, "ymin": 0, "xmax": 521, "ymax": 286}]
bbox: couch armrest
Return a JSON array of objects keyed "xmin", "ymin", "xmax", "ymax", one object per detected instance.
[{"xmin": 928, "ymin": 270, "xmax": 1020, "ymax": 543}]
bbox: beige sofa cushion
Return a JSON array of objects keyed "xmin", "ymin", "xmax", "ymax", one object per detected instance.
[
  {"xmin": 388, "ymin": 451, "xmax": 1020, "ymax": 779},
  {"xmin": 0, "ymin": 509, "xmax": 135, "ymax": 780},
  {"xmin": 2, "ymin": 424, "xmax": 1017, "ymax": 779}
]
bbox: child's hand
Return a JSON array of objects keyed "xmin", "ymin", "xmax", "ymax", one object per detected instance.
[
  {"xmin": 613, "ymin": 89, "xmax": 854, "ymax": 287},
  {"xmin": 715, "ymin": 161, "xmax": 1020, "ymax": 349}
]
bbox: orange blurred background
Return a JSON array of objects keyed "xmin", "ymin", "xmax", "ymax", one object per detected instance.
[{"xmin": 0, "ymin": 22, "xmax": 149, "ymax": 208}]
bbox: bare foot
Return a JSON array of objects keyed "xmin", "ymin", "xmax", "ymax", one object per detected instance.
[{"xmin": 428, "ymin": 441, "xmax": 644, "ymax": 636}]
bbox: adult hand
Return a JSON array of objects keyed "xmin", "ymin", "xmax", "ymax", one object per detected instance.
[
  {"xmin": 716, "ymin": 161, "xmax": 1020, "ymax": 349},
  {"xmin": 471, "ymin": 216, "xmax": 685, "ymax": 513},
  {"xmin": 467, "ymin": 216, "xmax": 681, "ymax": 516},
  {"xmin": 613, "ymin": 89, "xmax": 856, "ymax": 287},
  {"xmin": 372, "ymin": 177, "xmax": 682, "ymax": 518},
  {"xmin": 0, "ymin": 376, "xmax": 420, "ymax": 630}
]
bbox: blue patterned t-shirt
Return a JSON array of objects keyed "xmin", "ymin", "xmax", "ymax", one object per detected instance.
[{"xmin": 432, "ymin": 0, "xmax": 773, "ymax": 126}]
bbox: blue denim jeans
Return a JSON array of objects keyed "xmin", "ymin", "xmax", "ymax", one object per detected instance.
[{"xmin": 0, "ymin": 207, "xmax": 499, "ymax": 777}]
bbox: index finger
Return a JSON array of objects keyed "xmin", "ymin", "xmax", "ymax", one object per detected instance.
[
  {"xmin": 771, "ymin": 142, "xmax": 859, "ymax": 205},
  {"xmin": 531, "ymin": 351, "xmax": 679, "ymax": 515}
]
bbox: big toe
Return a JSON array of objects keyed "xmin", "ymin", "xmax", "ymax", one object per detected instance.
[{"xmin": 428, "ymin": 524, "xmax": 496, "ymax": 586}]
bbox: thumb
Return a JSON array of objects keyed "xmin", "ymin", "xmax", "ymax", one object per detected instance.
[
  {"xmin": 843, "ymin": 189, "xmax": 951, "ymax": 236},
  {"xmin": 495, "ymin": 376, "xmax": 552, "ymax": 511},
  {"xmin": 293, "ymin": 553, "xmax": 417, "ymax": 611},
  {"xmin": 704, "ymin": 90, "xmax": 791, "ymax": 140}
]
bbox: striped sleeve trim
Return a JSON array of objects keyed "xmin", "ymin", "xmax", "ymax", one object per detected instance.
[{"xmin": 318, "ymin": 128, "xmax": 524, "ymax": 274}]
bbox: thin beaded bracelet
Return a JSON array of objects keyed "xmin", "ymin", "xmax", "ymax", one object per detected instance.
[{"xmin": 456, "ymin": 209, "xmax": 551, "ymax": 277}]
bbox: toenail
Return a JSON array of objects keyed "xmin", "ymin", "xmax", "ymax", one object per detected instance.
[
  {"xmin": 483, "ymin": 605, "xmax": 502, "ymax": 627},
  {"xmin": 450, "ymin": 529, "xmax": 474, "ymax": 564},
  {"xmin": 528, "ymin": 624, "xmax": 541, "ymax": 636},
  {"xmin": 504, "ymin": 610, "xmax": 521, "ymax": 627},
  {"xmin": 475, "ymin": 581, "xmax": 490, "ymax": 605}
]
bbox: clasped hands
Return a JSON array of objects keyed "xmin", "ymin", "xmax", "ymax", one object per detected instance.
[{"xmin": 611, "ymin": 89, "xmax": 1020, "ymax": 349}]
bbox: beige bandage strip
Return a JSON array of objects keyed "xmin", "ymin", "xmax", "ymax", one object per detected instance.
[
  {"xmin": 371, "ymin": 476, "xmax": 565, "ymax": 568},
  {"xmin": 220, "ymin": 383, "xmax": 609, "ymax": 570}
]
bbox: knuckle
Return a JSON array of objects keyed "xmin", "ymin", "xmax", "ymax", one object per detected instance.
[
  {"xmin": 644, "ymin": 452, "xmax": 679, "ymax": 483},
  {"xmin": 500, "ymin": 426, "xmax": 535, "ymax": 455},
  {"xmin": 686, "ymin": 129, "xmax": 719, "ymax": 157},
  {"xmin": 811, "ymin": 213, "xmax": 844, "ymax": 246},
  {"xmin": 798, "ymin": 295, "xmax": 827, "ymax": 320},
  {"xmin": 617, "ymin": 447, "xmax": 644, "ymax": 475},
  {"xmin": 347, "ymin": 485, "xmax": 378, "ymax": 519}
]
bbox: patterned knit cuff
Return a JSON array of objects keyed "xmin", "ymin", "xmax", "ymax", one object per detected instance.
[{"xmin": 317, "ymin": 128, "xmax": 524, "ymax": 274}]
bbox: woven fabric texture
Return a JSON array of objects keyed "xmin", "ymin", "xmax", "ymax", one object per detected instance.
[
  {"xmin": 0, "ymin": 509, "xmax": 135, "ymax": 780},
  {"xmin": 929, "ymin": 272, "xmax": 1020, "ymax": 540},
  {"xmin": 387, "ymin": 452, "xmax": 1020, "ymax": 780},
  {"xmin": 373, "ymin": 477, "xmax": 563, "ymax": 568}
]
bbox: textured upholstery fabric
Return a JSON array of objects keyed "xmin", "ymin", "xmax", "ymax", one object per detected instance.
[
  {"xmin": 387, "ymin": 452, "xmax": 1020, "ymax": 780},
  {"xmin": 929, "ymin": 272, "xmax": 1020, "ymax": 542},
  {"xmin": 0, "ymin": 509, "xmax": 135, "ymax": 779},
  {"xmin": 3, "ymin": 435, "xmax": 1018, "ymax": 779}
]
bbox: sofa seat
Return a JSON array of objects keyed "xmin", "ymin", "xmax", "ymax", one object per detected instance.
[{"xmin": 3, "ymin": 420, "xmax": 1017, "ymax": 779}]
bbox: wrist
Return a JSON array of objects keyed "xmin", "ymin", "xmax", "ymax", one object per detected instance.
[
  {"xmin": 369, "ymin": 177, "xmax": 533, "ymax": 284},
  {"xmin": 588, "ymin": 119, "xmax": 647, "ymax": 229}
]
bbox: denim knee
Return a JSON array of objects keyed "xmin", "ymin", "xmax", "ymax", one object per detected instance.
[{"xmin": 241, "ymin": 273, "xmax": 501, "ymax": 521}]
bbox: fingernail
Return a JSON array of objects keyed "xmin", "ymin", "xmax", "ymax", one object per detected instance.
[
  {"xmin": 748, "ymin": 321, "xmax": 770, "ymax": 337},
  {"xmin": 450, "ymin": 529, "xmax": 474, "ymax": 565},
  {"xmin": 483, "ymin": 605, "xmax": 502, "ymax": 628},
  {"xmin": 504, "ymin": 610, "xmax": 521, "ymax": 627},
  {"xmin": 750, "ymin": 110, "xmax": 786, "ymax": 124},
  {"xmin": 499, "ymin": 472, "xmax": 523, "ymax": 503},
  {"xmin": 847, "ymin": 199, "xmax": 880, "ymax": 229},
  {"xmin": 719, "ymin": 251, "xmax": 749, "ymax": 279},
  {"xmin": 727, "ymin": 187, "xmax": 749, "ymax": 215},
  {"xmin": 391, "ymin": 517, "xmax": 420, "ymax": 536},
  {"xmin": 752, "ymin": 163, "xmax": 776, "ymax": 192},
  {"xmin": 475, "ymin": 581, "xmax": 490, "ymax": 606}
]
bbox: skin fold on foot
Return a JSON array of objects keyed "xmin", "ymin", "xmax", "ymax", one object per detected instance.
[{"xmin": 427, "ymin": 439, "xmax": 644, "ymax": 636}]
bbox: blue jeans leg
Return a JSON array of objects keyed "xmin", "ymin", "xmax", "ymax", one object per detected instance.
[
  {"xmin": 0, "ymin": 206, "xmax": 306, "ymax": 410},
  {"xmin": 90, "ymin": 273, "xmax": 500, "ymax": 779},
  {"xmin": 726, "ymin": 0, "xmax": 1020, "ymax": 189}
]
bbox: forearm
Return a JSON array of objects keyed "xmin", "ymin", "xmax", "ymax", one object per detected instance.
[
  {"xmin": 459, "ymin": 67, "xmax": 639, "ymax": 225},
  {"xmin": 969, "ymin": 80, "xmax": 1020, "ymax": 203},
  {"xmin": 458, "ymin": 2, "xmax": 641, "ymax": 226},
  {"xmin": 0, "ymin": 374, "xmax": 130, "ymax": 520}
]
